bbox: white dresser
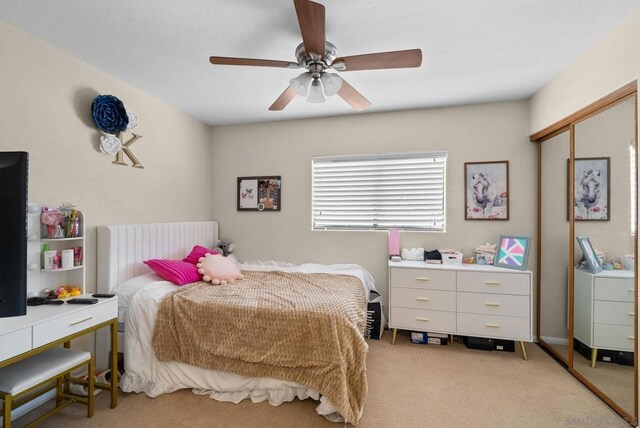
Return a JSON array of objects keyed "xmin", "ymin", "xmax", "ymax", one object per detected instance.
[
  {"xmin": 574, "ymin": 268, "xmax": 635, "ymax": 368},
  {"xmin": 388, "ymin": 261, "xmax": 533, "ymax": 359}
]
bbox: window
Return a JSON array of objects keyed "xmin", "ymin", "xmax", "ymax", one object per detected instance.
[{"xmin": 312, "ymin": 152, "xmax": 447, "ymax": 231}]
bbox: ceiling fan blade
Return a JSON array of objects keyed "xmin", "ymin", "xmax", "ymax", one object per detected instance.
[
  {"xmin": 293, "ymin": 0, "xmax": 325, "ymax": 56},
  {"xmin": 269, "ymin": 86, "xmax": 297, "ymax": 111},
  {"xmin": 337, "ymin": 79, "xmax": 371, "ymax": 111},
  {"xmin": 333, "ymin": 49, "xmax": 422, "ymax": 71},
  {"xmin": 210, "ymin": 56, "xmax": 299, "ymax": 69}
]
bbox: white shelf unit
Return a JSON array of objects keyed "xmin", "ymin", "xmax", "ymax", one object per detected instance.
[{"xmin": 37, "ymin": 209, "xmax": 85, "ymax": 294}]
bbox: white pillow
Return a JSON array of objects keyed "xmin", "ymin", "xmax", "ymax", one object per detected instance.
[{"xmin": 112, "ymin": 273, "xmax": 164, "ymax": 309}]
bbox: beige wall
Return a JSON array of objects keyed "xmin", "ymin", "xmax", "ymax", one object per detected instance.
[
  {"xmin": 0, "ymin": 21, "xmax": 213, "ymax": 295},
  {"xmin": 211, "ymin": 101, "xmax": 536, "ymax": 312}
]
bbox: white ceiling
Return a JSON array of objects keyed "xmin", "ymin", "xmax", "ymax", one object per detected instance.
[{"xmin": 1, "ymin": 1, "xmax": 639, "ymax": 126}]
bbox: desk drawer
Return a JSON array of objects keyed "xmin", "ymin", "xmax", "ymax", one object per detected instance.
[
  {"xmin": 391, "ymin": 288, "xmax": 456, "ymax": 311},
  {"xmin": 594, "ymin": 277, "xmax": 634, "ymax": 302},
  {"xmin": 457, "ymin": 271, "xmax": 530, "ymax": 296},
  {"xmin": 457, "ymin": 313, "xmax": 530, "ymax": 340},
  {"xmin": 390, "ymin": 307, "xmax": 456, "ymax": 333},
  {"xmin": 390, "ymin": 268, "xmax": 455, "ymax": 291},
  {"xmin": 594, "ymin": 324, "xmax": 634, "ymax": 351},
  {"xmin": 594, "ymin": 301, "xmax": 634, "ymax": 326},
  {"xmin": 457, "ymin": 292, "xmax": 530, "ymax": 318},
  {"xmin": 33, "ymin": 301, "xmax": 117, "ymax": 348},
  {"xmin": 0, "ymin": 327, "xmax": 31, "ymax": 361}
]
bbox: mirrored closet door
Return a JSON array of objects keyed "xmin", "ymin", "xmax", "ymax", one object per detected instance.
[
  {"xmin": 539, "ymin": 130, "xmax": 571, "ymax": 364},
  {"xmin": 535, "ymin": 83, "xmax": 638, "ymax": 424},
  {"xmin": 572, "ymin": 94, "xmax": 637, "ymax": 419}
]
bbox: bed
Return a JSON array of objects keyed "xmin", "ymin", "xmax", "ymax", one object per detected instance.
[{"xmin": 96, "ymin": 221, "xmax": 375, "ymax": 425}]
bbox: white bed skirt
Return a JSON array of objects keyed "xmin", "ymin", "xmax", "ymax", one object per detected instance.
[{"xmin": 120, "ymin": 367, "xmax": 341, "ymax": 421}]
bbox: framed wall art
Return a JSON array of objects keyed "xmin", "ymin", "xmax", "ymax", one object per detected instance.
[
  {"xmin": 568, "ymin": 157, "xmax": 610, "ymax": 221},
  {"xmin": 237, "ymin": 176, "xmax": 281, "ymax": 211},
  {"xmin": 464, "ymin": 161, "xmax": 509, "ymax": 220},
  {"xmin": 494, "ymin": 235, "xmax": 530, "ymax": 270},
  {"xmin": 576, "ymin": 236, "xmax": 603, "ymax": 273}
]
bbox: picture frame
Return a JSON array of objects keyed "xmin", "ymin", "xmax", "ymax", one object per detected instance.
[
  {"xmin": 494, "ymin": 235, "xmax": 530, "ymax": 270},
  {"xmin": 576, "ymin": 236, "xmax": 603, "ymax": 274},
  {"xmin": 237, "ymin": 176, "xmax": 281, "ymax": 211},
  {"xmin": 567, "ymin": 157, "xmax": 610, "ymax": 221},
  {"xmin": 464, "ymin": 161, "xmax": 509, "ymax": 220}
]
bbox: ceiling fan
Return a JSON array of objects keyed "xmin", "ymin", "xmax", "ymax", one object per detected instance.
[{"xmin": 209, "ymin": 0, "xmax": 423, "ymax": 112}]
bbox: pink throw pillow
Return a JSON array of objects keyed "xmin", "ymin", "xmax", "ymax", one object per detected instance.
[
  {"xmin": 143, "ymin": 259, "xmax": 202, "ymax": 285},
  {"xmin": 197, "ymin": 253, "xmax": 243, "ymax": 285},
  {"xmin": 183, "ymin": 245, "xmax": 219, "ymax": 264}
]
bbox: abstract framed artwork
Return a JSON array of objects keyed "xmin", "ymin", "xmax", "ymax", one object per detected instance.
[
  {"xmin": 464, "ymin": 161, "xmax": 509, "ymax": 220},
  {"xmin": 237, "ymin": 176, "xmax": 281, "ymax": 211},
  {"xmin": 576, "ymin": 236, "xmax": 603, "ymax": 274},
  {"xmin": 494, "ymin": 235, "xmax": 530, "ymax": 270},
  {"xmin": 567, "ymin": 157, "xmax": 610, "ymax": 221}
]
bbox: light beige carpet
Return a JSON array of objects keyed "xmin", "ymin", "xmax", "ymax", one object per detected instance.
[
  {"xmin": 549, "ymin": 343, "xmax": 634, "ymax": 416},
  {"xmin": 16, "ymin": 331, "xmax": 630, "ymax": 428}
]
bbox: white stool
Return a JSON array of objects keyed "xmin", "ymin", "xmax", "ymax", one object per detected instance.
[{"xmin": 0, "ymin": 347, "xmax": 94, "ymax": 428}]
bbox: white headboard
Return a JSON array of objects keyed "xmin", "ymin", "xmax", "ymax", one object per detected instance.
[{"xmin": 97, "ymin": 221, "xmax": 218, "ymax": 293}]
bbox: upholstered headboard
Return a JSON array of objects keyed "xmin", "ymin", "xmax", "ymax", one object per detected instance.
[{"xmin": 97, "ymin": 221, "xmax": 218, "ymax": 293}]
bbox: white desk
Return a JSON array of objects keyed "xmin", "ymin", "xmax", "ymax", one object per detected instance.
[{"xmin": 0, "ymin": 296, "xmax": 118, "ymax": 408}]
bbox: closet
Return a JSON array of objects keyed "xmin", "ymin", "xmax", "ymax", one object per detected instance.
[{"xmin": 534, "ymin": 82, "xmax": 638, "ymax": 424}]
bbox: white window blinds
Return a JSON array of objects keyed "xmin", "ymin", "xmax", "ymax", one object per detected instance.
[{"xmin": 312, "ymin": 152, "xmax": 447, "ymax": 231}]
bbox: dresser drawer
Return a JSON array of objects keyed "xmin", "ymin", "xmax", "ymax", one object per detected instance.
[
  {"xmin": 391, "ymin": 288, "xmax": 456, "ymax": 311},
  {"xmin": 0, "ymin": 327, "xmax": 31, "ymax": 361},
  {"xmin": 390, "ymin": 307, "xmax": 456, "ymax": 333},
  {"xmin": 594, "ymin": 277, "xmax": 634, "ymax": 302},
  {"xmin": 594, "ymin": 301, "xmax": 634, "ymax": 326},
  {"xmin": 457, "ymin": 292, "xmax": 530, "ymax": 318},
  {"xmin": 390, "ymin": 268, "xmax": 456, "ymax": 291},
  {"xmin": 32, "ymin": 301, "xmax": 117, "ymax": 348},
  {"xmin": 457, "ymin": 313, "xmax": 531, "ymax": 340},
  {"xmin": 457, "ymin": 271, "xmax": 530, "ymax": 296},
  {"xmin": 594, "ymin": 324, "xmax": 634, "ymax": 351}
]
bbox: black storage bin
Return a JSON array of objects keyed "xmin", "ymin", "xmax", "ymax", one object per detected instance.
[{"xmin": 463, "ymin": 336, "xmax": 515, "ymax": 352}]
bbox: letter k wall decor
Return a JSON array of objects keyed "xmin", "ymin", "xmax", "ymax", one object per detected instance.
[{"xmin": 91, "ymin": 94, "xmax": 144, "ymax": 168}]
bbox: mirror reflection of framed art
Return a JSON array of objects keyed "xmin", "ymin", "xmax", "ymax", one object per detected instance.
[{"xmin": 576, "ymin": 236, "xmax": 603, "ymax": 273}]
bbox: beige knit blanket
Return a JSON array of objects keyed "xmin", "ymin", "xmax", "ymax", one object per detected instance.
[{"xmin": 152, "ymin": 270, "xmax": 368, "ymax": 425}]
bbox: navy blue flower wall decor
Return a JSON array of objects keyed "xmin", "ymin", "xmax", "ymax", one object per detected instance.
[{"xmin": 91, "ymin": 95, "xmax": 129, "ymax": 134}]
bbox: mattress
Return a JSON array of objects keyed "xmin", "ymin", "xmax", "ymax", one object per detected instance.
[{"xmin": 117, "ymin": 260, "xmax": 376, "ymax": 422}]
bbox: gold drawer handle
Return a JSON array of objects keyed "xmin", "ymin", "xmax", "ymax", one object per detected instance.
[
  {"xmin": 628, "ymin": 336, "xmax": 635, "ymax": 340},
  {"xmin": 416, "ymin": 297, "xmax": 430, "ymax": 302},
  {"xmin": 629, "ymin": 289, "xmax": 634, "ymax": 292},
  {"xmin": 416, "ymin": 317, "xmax": 430, "ymax": 322},
  {"xmin": 485, "ymin": 281, "xmax": 500, "ymax": 285},
  {"xmin": 629, "ymin": 312, "xmax": 635, "ymax": 316},
  {"xmin": 69, "ymin": 316, "xmax": 93, "ymax": 326},
  {"xmin": 485, "ymin": 323, "xmax": 500, "ymax": 328},
  {"xmin": 416, "ymin": 277, "xmax": 430, "ymax": 281},
  {"xmin": 484, "ymin": 302, "xmax": 500, "ymax": 307}
]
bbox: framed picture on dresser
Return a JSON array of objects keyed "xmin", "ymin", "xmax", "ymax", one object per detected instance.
[
  {"xmin": 576, "ymin": 236, "xmax": 603, "ymax": 273},
  {"xmin": 494, "ymin": 235, "xmax": 530, "ymax": 270}
]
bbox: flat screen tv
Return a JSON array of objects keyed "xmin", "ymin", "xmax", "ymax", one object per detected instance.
[{"xmin": 0, "ymin": 151, "xmax": 28, "ymax": 318}]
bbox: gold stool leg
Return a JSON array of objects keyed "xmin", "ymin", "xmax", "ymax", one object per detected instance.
[
  {"xmin": 591, "ymin": 348, "xmax": 597, "ymax": 368},
  {"xmin": 56, "ymin": 377, "xmax": 63, "ymax": 407},
  {"xmin": 87, "ymin": 356, "xmax": 94, "ymax": 418},
  {"xmin": 392, "ymin": 328, "xmax": 397, "ymax": 345},
  {"xmin": 3, "ymin": 393, "xmax": 12, "ymax": 428},
  {"xmin": 519, "ymin": 341, "xmax": 528, "ymax": 361}
]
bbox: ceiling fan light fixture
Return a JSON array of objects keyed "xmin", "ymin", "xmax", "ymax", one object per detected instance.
[
  {"xmin": 307, "ymin": 78, "xmax": 325, "ymax": 103},
  {"xmin": 321, "ymin": 73, "xmax": 342, "ymax": 96},
  {"xmin": 289, "ymin": 72, "xmax": 312, "ymax": 96}
]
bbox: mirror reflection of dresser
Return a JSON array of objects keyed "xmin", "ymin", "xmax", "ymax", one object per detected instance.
[{"xmin": 534, "ymin": 84, "xmax": 638, "ymax": 424}]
